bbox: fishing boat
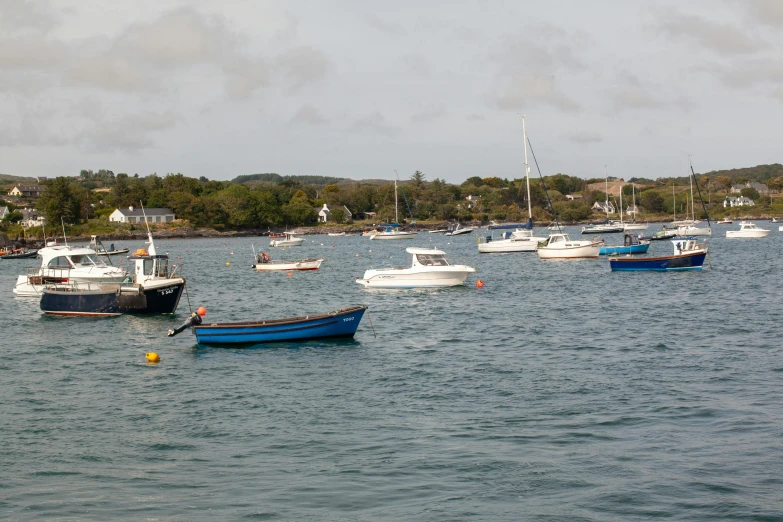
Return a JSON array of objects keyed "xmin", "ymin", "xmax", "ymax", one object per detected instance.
[
  {"xmin": 269, "ymin": 232, "xmax": 305, "ymax": 247},
  {"xmin": 444, "ymin": 222, "xmax": 475, "ymax": 236},
  {"xmin": 168, "ymin": 306, "xmax": 367, "ymax": 345},
  {"xmin": 609, "ymin": 238, "xmax": 708, "ymax": 271},
  {"xmin": 88, "ymin": 235, "xmax": 130, "ymax": 255},
  {"xmin": 0, "ymin": 248, "xmax": 38, "ymax": 259},
  {"xmin": 14, "ymin": 245, "xmax": 127, "ymax": 297},
  {"xmin": 623, "ymin": 184, "xmax": 648, "ymax": 230},
  {"xmin": 253, "ymin": 251, "xmax": 324, "ymax": 271},
  {"xmin": 356, "ymin": 247, "xmax": 475, "ymax": 288},
  {"xmin": 599, "ymin": 233, "xmax": 651, "ymax": 255},
  {"xmin": 536, "ymin": 233, "xmax": 604, "ymax": 259},
  {"xmin": 371, "ymin": 177, "xmax": 417, "ymax": 240},
  {"xmin": 39, "ymin": 229, "xmax": 186, "ymax": 315},
  {"xmin": 726, "ymin": 221, "xmax": 770, "ymax": 238}
]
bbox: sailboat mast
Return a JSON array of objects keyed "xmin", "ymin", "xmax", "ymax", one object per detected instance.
[
  {"xmin": 394, "ymin": 178, "xmax": 399, "ymax": 224},
  {"xmin": 689, "ymin": 157, "xmax": 695, "ymax": 221},
  {"xmin": 605, "ymin": 168, "xmax": 609, "ymax": 221},
  {"xmin": 620, "ymin": 184, "xmax": 624, "ymax": 226},
  {"xmin": 672, "ymin": 182, "xmax": 676, "ymax": 221},
  {"xmin": 522, "ymin": 116, "xmax": 533, "ymax": 222}
]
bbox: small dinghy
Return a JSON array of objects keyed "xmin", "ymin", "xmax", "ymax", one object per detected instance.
[
  {"xmin": 0, "ymin": 248, "xmax": 38, "ymax": 259},
  {"xmin": 168, "ymin": 306, "xmax": 368, "ymax": 345},
  {"xmin": 253, "ymin": 251, "xmax": 324, "ymax": 271},
  {"xmin": 88, "ymin": 235, "xmax": 129, "ymax": 256}
]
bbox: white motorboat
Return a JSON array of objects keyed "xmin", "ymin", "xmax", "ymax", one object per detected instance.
[
  {"xmin": 14, "ymin": 244, "xmax": 128, "ymax": 297},
  {"xmin": 370, "ymin": 177, "xmax": 417, "ymax": 240},
  {"xmin": 676, "ymin": 224, "xmax": 712, "ymax": 237},
  {"xmin": 270, "ymin": 232, "xmax": 305, "ymax": 247},
  {"xmin": 726, "ymin": 221, "xmax": 770, "ymax": 238},
  {"xmin": 478, "ymin": 228, "xmax": 548, "ymax": 253},
  {"xmin": 717, "ymin": 219, "xmax": 732, "ymax": 225},
  {"xmin": 582, "ymin": 222, "xmax": 624, "ymax": 234},
  {"xmin": 444, "ymin": 223, "xmax": 475, "ymax": 236},
  {"xmin": 356, "ymin": 247, "xmax": 475, "ymax": 288},
  {"xmin": 254, "ymin": 257, "xmax": 324, "ymax": 271},
  {"xmin": 327, "ymin": 232, "xmax": 346, "ymax": 237},
  {"xmin": 536, "ymin": 233, "xmax": 604, "ymax": 259}
]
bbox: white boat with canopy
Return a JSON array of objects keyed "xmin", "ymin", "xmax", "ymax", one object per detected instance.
[
  {"xmin": 356, "ymin": 247, "xmax": 475, "ymax": 288},
  {"xmin": 536, "ymin": 233, "xmax": 604, "ymax": 259},
  {"xmin": 269, "ymin": 232, "xmax": 305, "ymax": 247},
  {"xmin": 726, "ymin": 221, "xmax": 770, "ymax": 238}
]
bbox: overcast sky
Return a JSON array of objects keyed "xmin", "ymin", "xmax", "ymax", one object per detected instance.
[{"xmin": 2, "ymin": 0, "xmax": 782, "ymax": 183}]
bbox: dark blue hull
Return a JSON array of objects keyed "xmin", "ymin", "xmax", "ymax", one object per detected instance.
[
  {"xmin": 609, "ymin": 251, "xmax": 707, "ymax": 271},
  {"xmin": 41, "ymin": 281, "xmax": 185, "ymax": 315},
  {"xmin": 193, "ymin": 306, "xmax": 367, "ymax": 345}
]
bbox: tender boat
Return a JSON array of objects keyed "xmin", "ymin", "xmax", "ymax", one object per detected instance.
[
  {"xmin": 478, "ymin": 228, "xmax": 547, "ymax": 253},
  {"xmin": 428, "ymin": 228, "xmax": 449, "ymax": 234},
  {"xmin": 599, "ymin": 233, "xmax": 651, "ymax": 255},
  {"xmin": 269, "ymin": 232, "xmax": 305, "ymax": 247},
  {"xmin": 726, "ymin": 221, "xmax": 770, "ymax": 238},
  {"xmin": 771, "ymin": 217, "xmax": 779, "ymax": 223},
  {"xmin": 88, "ymin": 235, "xmax": 130, "ymax": 255},
  {"xmin": 39, "ymin": 232, "xmax": 186, "ymax": 315},
  {"xmin": 14, "ymin": 245, "xmax": 127, "ymax": 297},
  {"xmin": 444, "ymin": 223, "xmax": 475, "ymax": 236},
  {"xmin": 253, "ymin": 251, "xmax": 324, "ymax": 271},
  {"xmin": 536, "ymin": 233, "xmax": 604, "ymax": 259},
  {"xmin": 356, "ymin": 247, "xmax": 475, "ymax": 288},
  {"xmin": 171, "ymin": 306, "xmax": 367, "ymax": 345},
  {"xmin": 609, "ymin": 238, "xmax": 708, "ymax": 271},
  {"xmin": 0, "ymin": 248, "xmax": 38, "ymax": 259}
]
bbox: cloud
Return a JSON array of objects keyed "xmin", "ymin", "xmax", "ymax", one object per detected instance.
[
  {"xmin": 569, "ymin": 131, "xmax": 603, "ymax": 144},
  {"xmin": 76, "ymin": 110, "xmax": 180, "ymax": 152},
  {"xmin": 275, "ymin": 46, "xmax": 330, "ymax": 91},
  {"xmin": 656, "ymin": 10, "xmax": 763, "ymax": 55},
  {"xmin": 411, "ymin": 107, "xmax": 445, "ymax": 123},
  {"xmin": 0, "ymin": 0, "xmax": 61, "ymax": 32},
  {"xmin": 493, "ymin": 74, "xmax": 580, "ymax": 112},
  {"xmin": 292, "ymin": 104, "xmax": 328, "ymax": 125},
  {"xmin": 745, "ymin": 0, "xmax": 783, "ymax": 26},
  {"xmin": 364, "ymin": 13, "xmax": 405, "ymax": 35},
  {"xmin": 353, "ymin": 112, "xmax": 397, "ymax": 136}
]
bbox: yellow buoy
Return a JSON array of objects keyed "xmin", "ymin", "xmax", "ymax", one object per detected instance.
[
  {"xmin": 225, "ymin": 261, "xmax": 230, "ymax": 266},
  {"xmin": 145, "ymin": 352, "xmax": 160, "ymax": 363}
]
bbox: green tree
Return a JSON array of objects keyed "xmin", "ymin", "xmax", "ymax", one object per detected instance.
[
  {"xmin": 640, "ymin": 190, "xmax": 664, "ymax": 212},
  {"xmin": 217, "ymin": 185, "xmax": 254, "ymax": 227},
  {"xmin": 740, "ymin": 187, "xmax": 760, "ymax": 201},
  {"xmin": 2, "ymin": 210, "xmax": 23, "ymax": 223},
  {"xmin": 411, "ymin": 170, "xmax": 426, "ymax": 187},
  {"xmin": 38, "ymin": 177, "xmax": 84, "ymax": 225},
  {"xmin": 330, "ymin": 207, "xmax": 346, "ymax": 224}
]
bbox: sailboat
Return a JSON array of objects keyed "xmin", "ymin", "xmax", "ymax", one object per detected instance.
[
  {"xmin": 478, "ymin": 116, "xmax": 547, "ymax": 253},
  {"xmin": 581, "ymin": 169, "xmax": 623, "ymax": 234},
  {"xmin": 675, "ymin": 157, "xmax": 711, "ymax": 236},
  {"xmin": 370, "ymin": 174, "xmax": 417, "ymax": 240},
  {"xmin": 623, "ymin": 183, "xmax": 648, "ymax": 231}
]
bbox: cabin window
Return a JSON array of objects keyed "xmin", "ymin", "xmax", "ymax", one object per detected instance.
[
  {"xmin": 156, "ymin": 259, "xmax": 168, "ymax": 277},
  {"xmin": 416, "ymin": 254, "xmax": 448, "ymax": 266},
  {"xmin": 47, "ymin": 256, "xmax": 71, "ymax": 268},
  {"xmin": 143, "ymin": 259, "xmax": 154, "ymax": 275}
]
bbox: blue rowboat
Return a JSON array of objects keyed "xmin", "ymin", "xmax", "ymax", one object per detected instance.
[
  {"xmin": 599, "ymin": 233, "xmax": 651, "ymax": 255},
  {"xmin": 193, "ymin": 306, "xmax": 367, "ymax": 345},
  {"xmin": 609, "ymin": 238, "xmax": 708, "ymax": 272}
]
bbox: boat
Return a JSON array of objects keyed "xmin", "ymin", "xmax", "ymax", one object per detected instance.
[
  {"xmin": 444, "ymin": 222, "xmax": 476, "ymax": 236},
  {"xmin": 0, "ymin": 248, "xmax": 38, "ymax": 259},
  {"xmin": 428, "ymin": 227, "xmax": 449, "ymax": 234},
  {"xmin": 536, "ymin": 233, "xmax": 604, "ymax": 259},
  {"xmin": 169, "ymin": 306, "xmax": 368, "ymax": 345},
  {"xmin": 268, "ymin": 231, "xmax": 286, "ymax": 239},
  {"xmin": 478, "ymin": 116, "xmax": 547, "ymax": 253},
  {"xmin": 88, "ymin": 235, "xmax": 130, "ymax": 256},
  {"xmin": 361, "ymin": 230, "xmax": 377, "ymax": 237},
  {"xmin": 770, "ymin": 217, "xmax": 779, "ymax": 223},
  {"xmin": 599, "ymin": 233, "xmax": 651, "ymax": 255},
  {"xmin": 583, "ymin": 170, "xmax": 624, "ymax": 234},
  {"xmin": 39, "ymin": 230, "xmax": 186, "ymax": 315},
  {"xmin": 676, "ymin": 224, "xmax": 712, "ymax": 237},
  {"xmin": 717, "ymin": 219, "xmax": 733, "ymax": 225},
  {"xmin": 327, "ymin": 232, "xmax": 346, "ymax": 237},
  {"xmin": 253, "ymin": 251, "xmax": 324, "ymax": 271},
  {"xmin": 642, "ymin": 227, "xmax": 677, "ymax": 241},
  {"xmin": 269, "ymin": 232, "xmax": 305, "ymax": 247},
  {"xmin": 609, "ymin": 237, "xmax": 708, "ymax": 271},
  {"xmin": 623, "ymin": 184, "xmax": 648, "ymax": 230},
  {"xmin": 779, "ymin": 225, "xmax": 783, "ymax": 232},
  {"xmin": 726, "ymin": 221, "xmax": 770, "ymax": 238},
  {"xmin": 14, "ymin": 244, "xmax": 127, "ymax": 297},
  {"xmin": 371, "ymin": 175, "xmax": 417, "ymax": 240},
  {"xmin": 547, "ymin": 221, "xmax": 566, "ymax": 231},
  {"xmin": 356, "ymin": 247, "xmax": 475, "ymax": 288}
]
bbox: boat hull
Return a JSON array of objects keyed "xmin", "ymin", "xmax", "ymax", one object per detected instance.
[
  {"xmin": 193, "ymin": 306, "xmax": 367, "ymax": 345},
  {"xmin": 356, "ymin": 267, "xmax": 475, "ymax": 288},
  {"xmin": 369, "ymin": 232, "xmax": 417, "ymax": 240},
  {"xmin": 623, "ymin": 224, "xmax": 648, "ymax": 231},
  {"xmin": 254, "ymin": 259, "xmax": 323, "ymax": 271},
  {"xmin": 269, "ymin": 238, "xmax": 305, "ymax": 247},
  {"xmin": 599, "ymin": 243, "xmax": 651, "ymax": 255},
  {"xmin": 478, "ymin": 238, "xmax": 543, "ymax": 253},
  {"xmin": 581, "ymin": 226, "xmax": 623, "ymax": 234},
  {"xmin": 40, "ymin": 288, "xmax": 121, "ymax": 316},
  {"xmin": 40, "ymin": 280, "xmax": 185, "ymax": 315},
  {"xmin": 537, "ymin": 243, "xmax": 602, "ymax": 259},
  {"xmin": 726, "ymin": 230, "xmax": 770, "ymax": 238},
  {"xmin": 609, "ymin": 251, "xmax": 707, "ymax": 271}
]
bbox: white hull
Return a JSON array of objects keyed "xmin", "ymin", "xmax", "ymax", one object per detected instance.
[
  {"xmin": 445, "ymin": 228, "xmax": 475, "ymax": 236},
  {"xmin": 370, "ymin": 231, "xmax": 417, "ymax": 240},
  {"xmin": 14, "ymin": 271, "xmax": 127, "ymax": 297},
  {"xmin": 327, "ymin": 233, "xmax": 346, "ymax": 237},
  {"xmin": 779, "ymin": 225, "xmax": 783, "ymax": 232},
  {"xmin": 676, "ymin": 226, "xmax": 711, "ymax": 237},
  {"xmin": 537, "ymin": 242, "xmax": 602, "ymax": 259},
  {"xmin": 254, "ymin": 259, "xmax": 323, "ymax": 271},
  {"xmin": 478, "ymin": 236, "xmax": 546, "ymax": 253},
  {"xmin": 623, "ymin": 223, "xmax": 648, "ymax": 231},
  {"xmin": 726, "ymin": 230, "xmax": 770, "ymax": 238},
  {"xmin": 269, "ymin": 238, "xmax": 305, "ymax": 247},
  {"xmin": 356, "ymin": 267, "xmax": 474, "ymax": 288}
]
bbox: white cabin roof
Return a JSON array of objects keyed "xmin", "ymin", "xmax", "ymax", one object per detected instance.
[
  {"xmin": 37, "ymin": 246, "xmax": 100, "ymax": 263},
  {"xmin": 406, "ymin": 247, "xmax": 446, "ymax": 255}
]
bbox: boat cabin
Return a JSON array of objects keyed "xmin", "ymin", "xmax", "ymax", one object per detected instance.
[
  {"xmin": 129, "ymin": 248, "xmax": 171, "ymax": 283},
  {"xmin": 670, "ymin": 238, "xmax": 706, "ymax": 254},
  {"xmin": 546, "ymin": 233, "xmax": 571, "ymax": 245},
  {"xmin": 624, "ymin": 233, "xmax": 644, "ymax": 246},
  {"xmin": 406, "ymin": 247, "xmax": 451, "ymax": 267},
  {"xmin": 39, "ymin": 246, "xmax": 111, "ymax": 270}
]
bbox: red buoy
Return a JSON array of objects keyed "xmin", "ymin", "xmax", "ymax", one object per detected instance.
[
  {"xmin": 476, "ymin": 280, "xmax": 485, "ymax": 288},
  {"xmin": 196, "ymin": 306, "xmax": 207, "ymax": 316}
]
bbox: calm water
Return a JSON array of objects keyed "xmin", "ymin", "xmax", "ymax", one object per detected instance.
[{"xmin": 1, "ymin": 225, "xmax": 782, "ymax": 520}]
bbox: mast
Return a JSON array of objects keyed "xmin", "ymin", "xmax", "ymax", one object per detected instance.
[
  {"xmin": 620, "ymin": 183, "xmax": 624, "ymax": 226},
  {"xmin": 605, "ymin": 168, "xmax": 609, "ymax": 221},
  {"xmin": 522, "ymin": 116, "xmax": 533, "ymax": 225},
  {"xmin": 672, "ymin": 182, "xmax": 676, "ymax": 221},
  {"xmin": 394, "ymin": 177, "xmax": 399, "ymax": 225},
  {"xmin": 689, "ymin": 156, "xmax": 695, "ymax": 221},
  {"xmin": 632, "ymin": 183, "xmax": 636, "ymax": 222}
]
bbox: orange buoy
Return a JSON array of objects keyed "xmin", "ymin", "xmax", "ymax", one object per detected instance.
[
  {"xmin": 476, "ymin": 280, "xmax": 485, "ymax": 288},
  {"xmin": 196, "ymin": 307, "xmax": 207, "ymax": 317},
  {"xmin": 287, "ymin": 272, "xmax": 293, "ymax": 277}
]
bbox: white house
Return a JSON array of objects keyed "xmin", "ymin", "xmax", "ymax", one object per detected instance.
[
  {"xmin": 591, "ymin": 201, "xmax": 616, "ymax": 214},
  {"xmin": 109, "ymin": 206, "xmax": 175, "ymax": 224},
  {"xmin": 731, "ymin": 181, "xmax": 769, "ymax": 195},
  {"xmin": 317, "ymin": 203, "xmax": 352, "ymax": 223},
  {"xmin": 724, "ymin": 196, "xmax": 755, "ymax": 208},
  {"xmin": 20, "ymin": 208, "xmax": 44, "ymax": 228},
  {"xmin": 7, "ymin": 185, "xmax": 45, "ymax": 197},
  {"xmin": 626, "ymin": 204, "xmax": 639, "ymax": 216}
]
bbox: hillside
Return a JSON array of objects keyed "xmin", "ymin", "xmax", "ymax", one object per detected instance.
[{"xmin": 701, "ymin": 164, "xmax": 783, "ymax": 183}]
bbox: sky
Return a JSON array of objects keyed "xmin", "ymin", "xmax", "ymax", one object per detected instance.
[{"xmin": 2, "ymin": 0, "xmax": 783, "ymax": 183}]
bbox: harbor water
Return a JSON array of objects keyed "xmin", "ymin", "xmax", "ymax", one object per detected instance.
[{"xmin": 1, "ymin": 226, "xmax": 782, "ymax": 520}]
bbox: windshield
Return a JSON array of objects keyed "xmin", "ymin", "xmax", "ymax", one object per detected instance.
[
  {"xmin": 416, "ymin": 254, "xmax": 449, "ymax": 266},
  {"xmin": 68, "ymin": 254, "xmax": 102, "ymax": 267}
]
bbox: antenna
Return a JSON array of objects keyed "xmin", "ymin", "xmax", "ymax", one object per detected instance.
[{"xmin": 60, "ymin": 217, "xmax": 68, "ymax": 247}]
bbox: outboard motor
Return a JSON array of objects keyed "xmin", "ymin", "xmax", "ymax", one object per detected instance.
[
  {"xmin": 168, "ymin": 307, "xmax": 206, "ymax": 337},
  {"xmin": 485, "ymin": 235, "xmax": 492, "ymax": 243}
]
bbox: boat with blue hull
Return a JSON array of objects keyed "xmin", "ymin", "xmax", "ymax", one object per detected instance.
[
  {"xmin": 188, "ymin": 306, "xmax": 368, "ymax": 345},
  {"xmin": 599, "ymin": 233, "xmax": 651, "ymax": 255},
  {"xmin": 609, "ymin": 238, "xmax": 708, "ymax": 272}
]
